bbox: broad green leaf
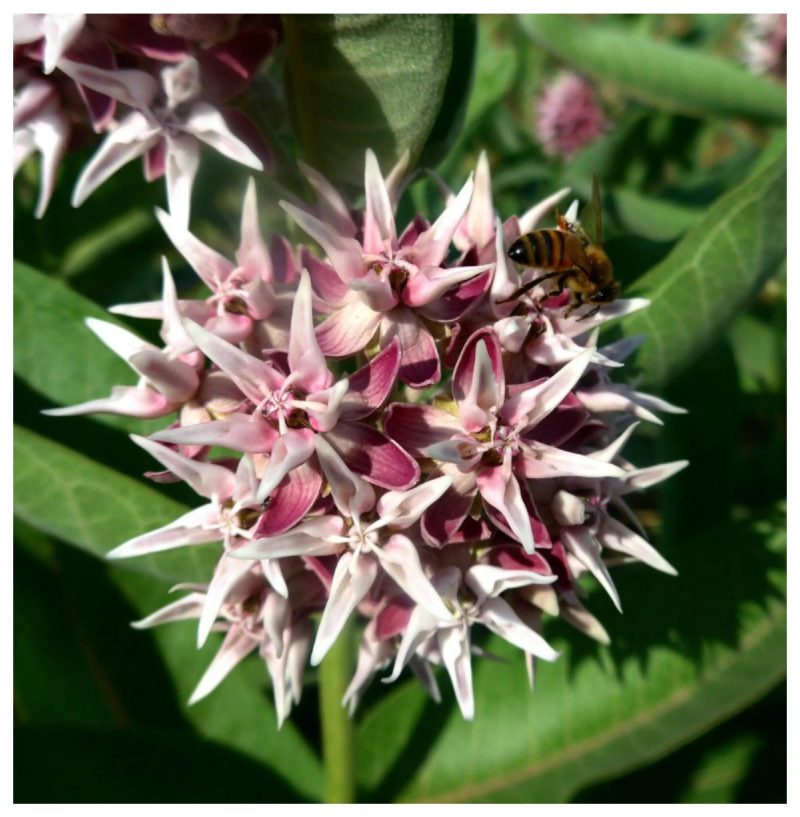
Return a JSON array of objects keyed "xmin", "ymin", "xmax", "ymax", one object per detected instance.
[
  {"xmin": 613, "ymin": 188, "xmax": 702, "ymax": 242},
  {"xmin": 14, "ymin": 260, "xmax": 161, "ymax": 435},
  {"xmin": 619, "ymin": 150, "xmax": 785, "ymax": 388},
  {"xmin": 282, "ymin": 14, "xmax": 453, "ymax": 192},
  {"xmin": 416, "ymin": 15, "xmax": 477, "ymax": 170},
  {"xmin": 520, "ymin": 16, "xmax": 786, "ymax": 124},
  {"xmin": 14, "ymin": 425, "xmax": 215, "ymax": 585},
  {"xmin": 355, "ymin": 505, "xmax": 785, "ymax": 802},
  {"xmin": 15, "ymin": 723, "xmax": 309, "ymax": 802}
]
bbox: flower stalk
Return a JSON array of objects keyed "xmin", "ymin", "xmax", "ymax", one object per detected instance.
[{"xmin": 319, "ymin": 623, "xmax": 356, "ymax": 804}]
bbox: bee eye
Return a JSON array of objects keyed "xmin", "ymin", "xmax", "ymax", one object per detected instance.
[{"xmin": 508, "ymin": 241, "xmax": 528, "ymax": 263}]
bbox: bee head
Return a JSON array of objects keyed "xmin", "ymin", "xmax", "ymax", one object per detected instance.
[
  {"xmin": 590, "ymin": 281, "xmax": 619, "ymax": 303},
  {"xmin": 507, "ymin": 238, "xmax": 530, "ymax": 264}
]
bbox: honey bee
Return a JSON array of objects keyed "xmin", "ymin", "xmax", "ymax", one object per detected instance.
[{"xmin": 505, "ymin": 174, "xmax": 618, "ymax": 320}]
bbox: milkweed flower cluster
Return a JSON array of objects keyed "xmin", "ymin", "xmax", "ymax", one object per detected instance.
[
  {"xmin": 46, "ymin": 150, "xmax": 687, "ymax": 723},
  {"xmin": 535, "ymin": 72, "xmax": 609, "ymax": 159},
  {"xmin": 741, "ymin": 14, "xmax": 787, "ymax": 79},
  {"xmin": 13, "ymin": 13, "xmax": 276, "ymax": 222}
]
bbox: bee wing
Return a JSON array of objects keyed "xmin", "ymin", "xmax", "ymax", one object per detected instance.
[{"xmin": 579, "ymin": 174, "xmax": 603, "ymax": 247}]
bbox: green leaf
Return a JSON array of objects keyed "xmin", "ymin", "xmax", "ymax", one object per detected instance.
[
  {"xmin": 282, "ymin": 14, "xmax": 453, "ymax": 192},
  {"xmin": 14, "ymin": 260, "xmax": 160, "ymax": 435},
  {"xmin": 520, "ymin": 15, "xmax": 786, "ymax": 124},
  {"xmin": 613, "ymin": 188, "xmax": 702, "ymax": 242},
  {"xmin": 416, "ymin": 15, "xmax": 477, "ymax": 170},
  {"xmin": 619, "ymin": 150, "xmax": 785, "ymax": 388},
  {"xmin": 354, "ymin": 505, "xmax": 785, "ymax": 802},
  {"xmin": 14, "ymin": 425, "xmax": 215, "ymax": 584}
]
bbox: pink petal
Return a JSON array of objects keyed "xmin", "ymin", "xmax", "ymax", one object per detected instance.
[
  {"xmin": 413, "ymin": 174, "xmax": 474, "ymax": 267},
  {"xmin": 310, "ymin": 552, "xmax": 378, "ymax": 665},
  {"xmin": 384, "ymin": 403, "xmax": 464, "ymax": 456},
  {"xmin": 476, "ymin": 461, "xmax": 536, "ymax": 553},
  {"xmin": 92, "ymin": 14, "xmax": 188, "ymax": 62},
  {"xmin": 234, "ymin": 516, "xmax": 345, "ymax": 560},
  {"xmin": 144, "ymin": 141, "xmax": 165, "ymax": 181},
  {"xmin": 128, "ymin": 349, "xmax": 199, "ymax": 403},
  {"xmin": 71, "ymin": 111, "xmax": 160, "ymax": 207},
  {"xmin": 621, "ymin": 460, "xmax": 690, "ymax": 493},
  {"xmin": 298, "ymin": 160, "xmax": 356, "ymax": 238},
  {"xmin": 184, "ymin": 102, "xmax": 263, "ymax": 169},
  {"xmin": 381, "ymin": 307, "xmax": 439, "ymax": 388},
  {"xmin": 164, "ymin": 132, "xmax": 200, "ymax": 230},
  {"xmin": 363, "ymin": 148, "xmax": 397, "ymax": 254},
  {"xmin": 453, "ymin": 328, "xmax": 505, "ymax": 432},
  {"xmin": 561, "ymin": 526, "xmax": 621, "ymax": 612},
  {"xmin": 218, "ymin": 107, "xmax": 273, "ymax": 172},
  {"xmin": 421, "ymin": 469, "xmax": 478, "ymax": 548},
  {"xmin": 107, "ymin": 503, "xmax": 222, "ymax": 559},
  {"xmin": 501, "ymin": 348, "xmax": 594, "ymax": 431},
  {"xmin": 597, "ymin": 515, "xmax": 678, "ymax": 575},
  {"xmin": 517, "ymin": 186, "xmax": 571, "ymax": 233},
  {"xmin": 302, "ymin": 250, "xmax": 350, "ymax": 309},
  {"xmin": 131, "ymin": 434, "xmax": 237, "ymax": 499},
  {"xmin": 188, "ymin": 626, "xmax": 259, "ymax": 705},
  {"xmin": 197, "ymin": 555, "xmax": 255, "ymax": 647},
  {"xmin": 131, "ymin": 592, "xmax": 206, "ymax": 629},
  {"xmin": 288, "ymin": 269, "xmax": 332, "ymax": 393},
  {"xmin": 339, "ymin": 337, "xmax": 400, "ymax": 419},
  {"xmin": 315, "ymin": 300, "xmax": 382, "ymax": 357},
  {"xmin": 518, "ymin": 443, "xmax": 625, "ymax": 480},
  {"xmin": 182, "ymin": 318, "xmax": 283, "ymax": 403},
  {"xmin": 151, "ymin": 413, "xmax": 278, "ymax": 454},
  {"xmin": 375, "ymin": 597, "xmax": 414, "ymax": 641},
  {"xmin": 280, "ymin": 201, "xmax": 365, "ymax": 284},
  {"xmin": 417, "ymin": 268, "xmax": 492, "ymax": 324},
  {"xmin": 437, "ymin": 625, "xmax": 474, "ymax": 720},
  {"xmin": 57, "ymin": 57, "xmax": 158, "ymax": 108},
  {"xmin": 463, "ymin": 150, "xmax": 495, "ymax": 249},
  {"xmin": 42, "ymin": 386, "xmax": 175, "ymax": 419},
  {"xmin": 478, "ymin": 596, "xmax": 559, "ymax": 661},
  {"xmin": 377, "ymin": 534, "xmax": 451, "ymax": 619},
  {"xmin": 298, "ymin": 379, "xmax": 349, "ymax": 433},
  {"xmin": 528, "ymin": 393, "xmax": 589, "ymax": 447},
  {"xmin": 325, "ymin": 421, "xmax": 419, "ymax": 490},
  {"xmin": 254, "ymin": 459, "xmax": 323, "ymax": 537},
  {"xmin": 198, "ymin": 25, "xmax": 277, "ymax": 102},
  {"xmin": 374, "ymin": 475, "xmax": 452, "ymax": 531},
  {"xmin": 313, "ymin": 435, "xmax": 376, "ymax": 518},
  {"xmin": 235, "ymin": 177, "xmax": 271, "ymax": 278},
  {"xmin": 156, "ymin": 206, "xmax": 234, "ymax": 291},
  {"xmin": 257, "ymin": 428, "xmax": 316, "ymax": 502},
  {"xmin": 402, "ymin": 263, "xmax": 491, "ymax": 309}
]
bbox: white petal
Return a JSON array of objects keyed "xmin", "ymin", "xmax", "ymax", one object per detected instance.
[
  {"xmin": 478, "ymin": 596, "xmax": 559, "ymax": 661},
  {"xmin": 518, "ymin": 186, "xmax": 571, "ymax": 233},
  {"xmin": 561, "ymin": 526, "xmax": 622, "ymax": 612},
  {"xmin": 184, "ymin": 102, "xmax": 263, "ymax": 170},
  {"xmin": 465, "ymin": 564, "xmax": 556, "ymax": 602},
  {"xmin": 373, "ymin": 475, "xmax": 451, "ymax": 532},
  {"xmin": 598, "ymin": 515, "xmax": 678, "ymax": 575},
  {"xmin": 165, "ymin": 133, "xmax": 200, "ymax": 230},
  {"xmin": 188, "ymin": 626, "xmax": 259, "ymax": 705},
  {"xmin": 197, "ymin": 556, "xmax": 255, "ymax": 647},
  {"xmin": 438, "ymin": 625, "xmax": 474, "ymax": 720},
  {"xmin": 131, "ymin": 592, "xmax": 206, "ymax": 629}
]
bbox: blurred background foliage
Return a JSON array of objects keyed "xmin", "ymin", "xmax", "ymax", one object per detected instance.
[{"xmin": 14, "ymin": 13, "xmax": 785, "ymax": 803}]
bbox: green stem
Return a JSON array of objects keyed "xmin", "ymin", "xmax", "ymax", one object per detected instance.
[{"xmin": 319, "ymin": 627, "xmax": 356, "ymax": 803}]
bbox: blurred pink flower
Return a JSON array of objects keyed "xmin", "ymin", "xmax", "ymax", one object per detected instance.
[{"xmin": 535, "ymin": 72, "xmax": 609, "ymax": 158}]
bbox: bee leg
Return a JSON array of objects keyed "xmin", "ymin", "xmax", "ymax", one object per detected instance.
[
  {"xmin": 576, "ymin": 305, "xmax": 601, "ymax": 322},
  {"xmin": 563, "ymin": 289, "xmax": 584, "ymax": 319},
  {"xmin": 499, "ymin": 271, "xmax": 561, "ymax": 303}
]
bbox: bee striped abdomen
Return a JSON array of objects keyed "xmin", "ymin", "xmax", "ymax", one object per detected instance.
[{"xmin": 508, "ymin": 230, "xmax": 568, "ymax": 269}]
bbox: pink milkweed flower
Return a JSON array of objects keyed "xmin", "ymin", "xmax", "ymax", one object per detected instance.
[
  {"xmin": 132, "ymin": 561, "xmax": 323, "ymax": 727},
  {"xmin": 111, "ymin": 179, "xmax": 297, "ymax": 347},
  {"xmin": 233, "ymin": 470, "xmax": 455, "ymax": 666},
  {"xmin": 42, "ymin": 313, "xmax": 202, "ymax": 419},
  {"xmin": 13, "ymin": 74, "xmax": 70, "ymax": 218},
  {"xmin": 282, "ymin": 150, "xmax": 493, "ymax": 387},
  {"xmin": 383, "ymin": 562, "xmax": 560, "ymax": 720},
  {"xmin": 536, "ymin": 72, "xmax": 609, "ymax": 159},
  {"xmin": 14, "ymin": 14, "xmax": 86, "ymax": 75},
  {"xmin": 71, "ymin": 56, "xmax": 265, "ymax": 227},
  {"xmin": 741, "ymin": 14, "xmax": 787, "ymax": 78},
  {"xmin": 148, "ymin": 270, "xmax": 418, "ymax": 502},
  {"xmin": 386, "ymin": 328, "xmax": 624, "ymax": 552}
]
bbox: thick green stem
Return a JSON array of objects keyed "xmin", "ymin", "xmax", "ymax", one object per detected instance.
[{"xmin": 319, "ymin": 628, "xmax": 356, "ymax": 803}]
